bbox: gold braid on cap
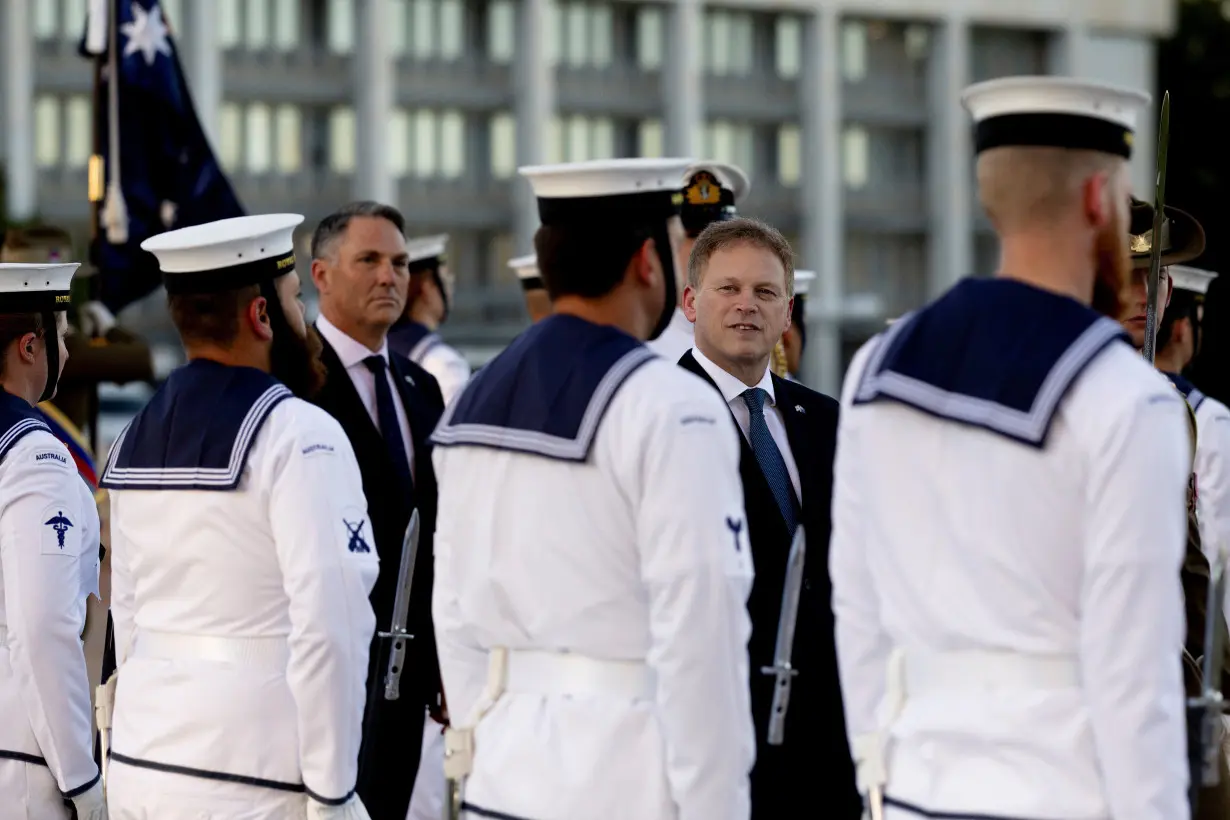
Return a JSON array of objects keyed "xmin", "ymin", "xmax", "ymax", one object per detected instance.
[{"xmin": 771, "ymin": 339, "xmax": 789, "ymax": 378}]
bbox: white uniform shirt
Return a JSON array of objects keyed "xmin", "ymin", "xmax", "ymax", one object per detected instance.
[
  {"xmin": 433, "ymin": 357, "xmax": 756, "ymax": 820},
  {"xmin": 317, "ymin": 312, "xmax": 416, "ymax": 478},
  {"xmin": 0, "ymin": 426, "xmax": 100, "ymax": 798},
  {"xmin": 831, "ymin": 341, "xmax": 1190, "ymax": 820},
  {"xmin": 1192, "ymin": 395, "xmax": 1230, "ymax": 617},
  {"xmin": 413, "ymin": 340, "xmax": 471, "ymax": 407},
  {"xmin": 645, "ymin": 307, "xmax": 694, "ymax": 365},
  {"xmin": 107, "ymin": 398, "xmax": 379, "ymax": 802},
  {"xmin": 689, "ymin": 345, "xmax": 802, "ymax": 500}
]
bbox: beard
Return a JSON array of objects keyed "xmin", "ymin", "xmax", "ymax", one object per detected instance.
[
  {"xmin": 268, "ymin": 306, "xmax": 327, "ymax": 399},
  {"xmin": 1090, "ymin": 213, "xmax": 1132, "ymax": 319}
]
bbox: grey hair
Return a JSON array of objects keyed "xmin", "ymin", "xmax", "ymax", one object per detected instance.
[{"xmin": 310, "ymin": 200, "xmax": 407, "ymax": 260}]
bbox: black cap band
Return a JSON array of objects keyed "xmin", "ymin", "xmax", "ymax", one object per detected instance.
[
  {"xmin": 408, "ymin": 257, "xmax": 443, "ymax": 275},
  {"xmin": 974, "ymin": 112, "xmax": 1135, "ymax": 159},
  {"xmin": 518, "ymin": 276, "xmax": 545, "ymax": 292},
  {"xmin": 537, "ymin": 190, "xmax": 683, "ymax": 228},
  {"xmin": 163, "ymin": 250, "xmax": 297, "ymax": 294},
  {"xmin": 0, "ymin": 290, "xmax": 72, "ymax": 313}
]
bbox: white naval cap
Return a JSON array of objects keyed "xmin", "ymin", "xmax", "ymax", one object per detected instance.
[
  {"xmin": 1170, "ymin": 265, "xmax": 1219, "ymax": 296},
  {"xmin": 0, "ymin": 263, "xmax": 80, "ymax": 313},
  {"xmin": 961, "ymin": 76, "xmax": 1151, "ymax": 159},
  {"xmin": 683, "ymin": 161, "xmax": 751, "ymax": 203},
  {"xmin": 407, "ymin": 233, "xmax": 449, "ymax": 267},
  {"xmin": 140, "ymin": 213, "xmax": 305, "ymax": 294},
  {"xmin": 794, "ymin": 269, "xmax": 816, "ymax": 297},
  {"xmin": 507, "ymin": 254, "xmax": 543, "ymax": 292},
  {"xmin": 519, "ymin": 158, "xmax": 693, "ymax": 227}
]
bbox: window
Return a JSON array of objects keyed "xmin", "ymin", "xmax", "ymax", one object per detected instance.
[
  {"xmin": 842, "ymin": 125, "xmax": 869, "ymax": 189},
  {"xmin": 439, "ymin": 0, "xmax": 464, "ymax": 60},
  {"xmin": 489, "ymin": 112, "xmax": 517, "ymax": 178},
  {"xmin": 565, "ymin": 3, "xmax": 588, "ymax": 67},
  {"xmin": 638, "ymin": 119, "xmax": 663, "ymax": 158},
  {"xmin": 414, "ymin": 110, "xmax": 438, "ymax": 178},
  {"xmin": 729, "ymin": 12, "xmax": 753, "ymax": 75},
  {"xmin": 636, "ymin": 6, "xmax": 663, "ymax": 70},
  {"xmin": 34, "ymin": 0, "xmax": 58, "ymax": 40},
  {"xmin": 841, "ymin": 21, "xmax": 867, "ymax": 81},
  {"xmin": 329, "ymin": 107, "xmax": 357, "ymax": 172},
  {"xmin": 34, "ymin": 97, "xmax": 61, "ymax": 169},
  {"xmin": 412, "ymin": 0, "xmax": 436, "ymax": 59},
  {"xmin": 704, "ymin": 121, "xmax": 754, "ymax": 176},
  {"xmin": 488, "ymin": 0, "xmax": 515, "ymax": 63},
  {"xmin": 591, "ymin": 4, "xmax": 613, "ymax": 67},
  {"xmin": 389, "ymin": 109, "xmax": 411, "ymax": 176},
  {"xmin": 65, "ymin": 96, "xmax": 92, "ymax": 168},
  {"xmin": 218, "ymin": 103, "xmax": 243, "ymax": 169},
  {"xmin": 775, "ymin": 16, "xmax": 801, "ymax": 79},
  {"xmin": 275, "ymin": 105, "xmax": 302, "ymax": 173},
  {"xmin": 706, "ymin": 11, "xmax": 730, "ymax": 74},
  {"xmin": 327, "ymin": 0, "xmax": 354, "ymax": 54},
  {"xmin": 440, "ymin": 110, "xmax": 466, "ymax": 178},
  {"xmin": 245, "ymin": 104, "xmax": 272, "ymax": 173},
  {"xmin": 777, "ymin": 124, "xmax": 801, "ymax": 186},
  {"xmin": 63, "ymin": 0, "xmax": 87, "ymax": 40},
  {"xmin": 274, "ymin": 0, "xmax": 300, "ymax": 50},
  {"xmin": 970, "ymin": 27, "xmax": 1048, "ymax": 82},
  {"xmin": 245, "ymin": 0, "xmax": 270, "ymax": 50},
  {"xmin": 219, "ymin": 0, "xmax": 242, "ymax": 48},
  {"xmin": 390, "ymin": 0, "xmax": 409, "ymax": 54}
]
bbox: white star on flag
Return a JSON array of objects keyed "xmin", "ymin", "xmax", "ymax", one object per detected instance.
[{"xmin": 121, "ymin": 3, "xmax": 172, "ymax": 66}]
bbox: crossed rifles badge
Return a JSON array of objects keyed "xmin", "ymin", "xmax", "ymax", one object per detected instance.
[{"xmin": 685, "ymin": 171, "xmax": 724, "ymax": 206}]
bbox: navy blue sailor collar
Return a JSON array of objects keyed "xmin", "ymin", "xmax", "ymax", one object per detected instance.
[
  {"xmin": 100, "ymin": 359, "xmax": 293, "ymax": 491},
  {"xmin": 388, "ymin": 318, "xmax": 439, "ymax": 364},
  {"xmin": 431, "ymin": 313, "xmax": 656, "ymax": 462},
  {"xmin": 0, "ymin": 388, "xmax": 51, "ymax": 464},
  {"xmin": 853, "ymin": 277, "xmax": 1130, "ymax": 448},
  {"xmin": 1164, "ymin": 371, "xmax": 1207, "ymax": 412}
]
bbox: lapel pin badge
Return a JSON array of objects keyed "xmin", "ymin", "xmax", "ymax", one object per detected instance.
[{"xmin": 795, "ymin": 405, "xmax": 805, "ymax": 414}]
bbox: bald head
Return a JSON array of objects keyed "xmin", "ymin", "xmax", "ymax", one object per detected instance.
[{"xmin": 976, "ymin": 147, "xmax": 1127, "ymax": 233}]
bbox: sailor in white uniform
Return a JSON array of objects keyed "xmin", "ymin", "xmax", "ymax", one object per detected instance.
[
  {"xmin": 780, "ymin": 269, "xmax": 814, "ymax": 383},
  {"xmin": 831, "ymin": 77, "xmax": 1192, "ymax": 820},
  {"xmin": 1156, "ymin": 266, "xmax": 1230, "ymax": 595},
  {"xmin": 387, "ymin": 234, "xmax": 471, "ymax": 405},
  {"xmin": 508, "ymin": 254, "xmax": 552, "ymax": 324},
  {"xmin": 97, "ymin": 215, "xmax": 379, "ymax": 820},
  {"xmin": 0, "ymin": 262, "xmax": 106, "ymax": 819},
  {"xmin": 647, "ymin": 161, "xmax": 750, "ymax": 364},
  {"xmin": 431, "ymin": 158, "xmax": 756, "ymax": 820}
]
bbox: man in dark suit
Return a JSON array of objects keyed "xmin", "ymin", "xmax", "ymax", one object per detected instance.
[
  {"xmin": 308, "ymin": 201, "xmax": 446, "ymax": 820},
  {"xmin": 678, "ymin": 217, "xmax": 860, "ymax": 818}
]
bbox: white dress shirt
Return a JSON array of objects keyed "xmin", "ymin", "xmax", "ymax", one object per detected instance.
[
  {"xmin": 316, "ymin": 312, "xmax": 416, "ymax": 480},
  {"xmin": 689, "ymin": 345, "xmax": 802, "ymax": 501}
]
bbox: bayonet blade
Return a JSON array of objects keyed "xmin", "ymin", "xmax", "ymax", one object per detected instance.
[
  {"xmin": 1142, "ymin": 90, "xmax": 1170, "ymax": 364},
  {"xmin": 381, "ymin": 508, "xmax": 420, "ymax": 700},
  {"xmin": 760, "ymin": 524, "xmax": 807, "ymax": 745}
]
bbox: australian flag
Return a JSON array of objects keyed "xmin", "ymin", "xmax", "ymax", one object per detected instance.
[{"xmin": 81, "ymin": 0, "xmax": 245, "ymax": 313}]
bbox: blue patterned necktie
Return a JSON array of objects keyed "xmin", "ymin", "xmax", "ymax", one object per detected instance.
[
  {"xmin": 363, "ymin": 355, "xmax": 413, "ymax": 488},
  {"xmin": 741, "ymin": 387, "xmax": 798, "ymax": 533}
]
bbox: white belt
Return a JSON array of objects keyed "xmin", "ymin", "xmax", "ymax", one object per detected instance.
[
  {"xmin": 501, "ymin": 649, "xmax": 655, "ymax": 701},
  {"xmin": 853, "ymin": 648, "xmax": 1080, "ymax": 804},
  {"xmin": 130, "ymin": 630, "xmax": 289, "ymax": 672},
  {"xmin": 902, "ymin": 649, "xmax": 1080, "ymax": 695}
]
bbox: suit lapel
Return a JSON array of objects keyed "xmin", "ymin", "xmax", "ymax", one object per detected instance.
[
  {"xmin": 315, "ymin": 326, "xmax": 394, "ymax": 472},
  {"xmin": 773, "ymin": 374, "xmax": 818, "ymax": 510},
  {"xmin": 389, "ymin": 355, "xmax": 435, "ymax": 453}
]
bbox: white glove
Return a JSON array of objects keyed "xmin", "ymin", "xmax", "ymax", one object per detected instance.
[
  {"xmin": 79, "ymin": 301, "xmax": 117, "ymax": 338},
  {"xmin": 70, "ymin": 780, "xmax": 108, "ymax": 820},
  {"xmin": 306, "ymin": 794, "xmax": 373, "ymax": 820}
]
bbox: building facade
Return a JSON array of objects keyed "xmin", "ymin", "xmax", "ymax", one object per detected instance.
[{"xmin": 3, "ymin": 0, "xmax": 1173, "ymax": 396}]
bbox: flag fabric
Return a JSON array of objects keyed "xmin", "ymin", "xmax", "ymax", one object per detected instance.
[
  {"xmin": 34, "ymin": 401, "xmax": 99, "ymax": 492},
  {"xmin": 82, "ymin": 0, "xmax": 245, "ymax": 313}
]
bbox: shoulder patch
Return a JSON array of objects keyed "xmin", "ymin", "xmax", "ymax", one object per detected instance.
[
  {"xmin": 32, "ymin": 448, "xmax": 71, "ymax": 468},
  {"xmin": 40, "ymin": 503, "xmax": 77, "ymax": 557},
  {"xmin": 301, "ymin": 442, "xmax": 337, "ymax": 458},
  {"xmin": 339, "ymin": 506, "xmax": 373, "ymax": 555}
]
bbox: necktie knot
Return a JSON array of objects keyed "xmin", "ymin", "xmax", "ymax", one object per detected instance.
[
  {"xmin": 363, "ymin": 354, "xmax": 387, "ymax": 375},
  {"xmin": 741, "ymin": 387, "xmax": 768, "ymax": 416}
]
